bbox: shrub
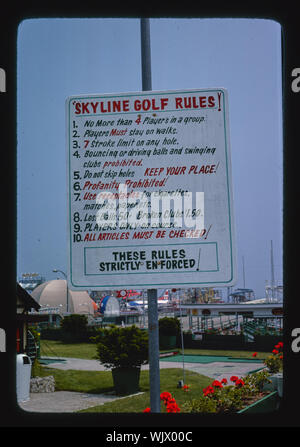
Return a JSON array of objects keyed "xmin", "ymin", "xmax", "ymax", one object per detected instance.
[
  {"xmin": 243, "ymin": 369, "xmax": 271, "ymax": 392},
  {"xmin": 159, "ymin": 317, "xmax": 181, "ymax": 336},
  {"xmin": 31, "ymin": 358, "xmax": 43, "ymax": 378},
  {"xmin": 264, "ymin": 341, "xmax": 283, "ymax": 373},
  {"xmin": 182, "ymin": 395, "xmax": 218, "ymax": 413},
  {"xmin": 94, "ymin": 325, "xmax": 149, "ymax": 369},
  {"xmin": 40, "ymin": 327, "xmax": 63, "ymax": 341},
  {"xmin": 61, "ymin": 314, "xmax": 88, "ymax": 333},
  {"xmin": 60, "ymin": 314, "xmax": 89, "ymax": 342},
  {"xmin": 264, "ymin": 354, "xmax": 282, "ymax": 373}
]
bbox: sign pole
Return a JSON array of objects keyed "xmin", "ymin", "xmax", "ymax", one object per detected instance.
[
  {"xmin": 140, "ymin": 18, "xmax": 152, "ymax": 91},
  {"xmin": 147, "ymin": 288, "xmax": 160, "ymax": 412},
  {"xmin": 140, "ymin": 17, "xmax": 161, "ymax": 413}
]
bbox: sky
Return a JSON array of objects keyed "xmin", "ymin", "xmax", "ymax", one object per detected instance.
[{"xmin": 16, "ymin": 18, "xmax": 283, "ymax": 299}]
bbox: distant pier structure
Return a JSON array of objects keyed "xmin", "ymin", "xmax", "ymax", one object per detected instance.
[
  {"xmin": 265, "ymin": 280, "xmax": 283, "ymax": 303},
  {"xmin": 18, "ymin": 273, "xmax": 45, "ymax": 294}
]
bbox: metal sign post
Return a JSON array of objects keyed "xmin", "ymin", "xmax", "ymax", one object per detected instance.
[
  {"xmin": 140, "ymin": 17, "xmax": 161, "ymax": 413},
  {"xmin": 141, "ymin": 18, "xmax": 152, "ymax": 91}
]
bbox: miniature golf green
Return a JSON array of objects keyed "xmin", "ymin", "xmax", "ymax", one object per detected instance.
[{"xmin": 161, "ymin": 354, "xmax": 263, "ymax": 363}]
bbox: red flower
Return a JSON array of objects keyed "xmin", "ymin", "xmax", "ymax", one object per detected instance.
[
  {"xmin": 272, "ymin": 349, "xmax": 279, "ymax": 355},
  {"xmin": 166, "ymin": 402, "xmax": 180, "ymax": 413},
  {"xmin": 159, "ymin": 391, "xmax": 180, "ymax": 413},
  {"xmin": 235, "ymin": 379, "xmax": 245, "ymax": 388},
  {"xmin": 203, "ymin": 385, "xmax": 215, "ymax": 396},
  {"xmin": 143, "ymin": 407, "xmax": 151, "ymax": 413},
  {"xmin": 212, "ymin": 380, "xmax": 223, "ymax": 388},
  {"xmin": 160, "ymin": 391, "xmax": 172, "ymax": 402},
  {"xmin": 221, "ymin": 378, "xmax": 228, "ymax": 385},
  {"xmin": 230, "ymin": 376, "xmax": 238, "ymax": 382},
  {"xmin": 183, "ymin": 384, "xmax": 190, "ymax": 391},
  {"xmin": 252, "ymin": 352, "xmax": 257, "ymax": 357},
  {"xmin": 167, "ymin": 398, "xmax": 176, "ymax": 405}
]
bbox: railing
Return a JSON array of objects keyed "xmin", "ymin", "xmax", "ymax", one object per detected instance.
[
  {"xmin": 242, "ymin": 316, "xmax": 283, "ymax": 339},
  {"xmin": 26, "ymin": 330, "xmax": 39, "ymax": 362},
  {"xmin": 190, "ymin": 315, "xmax": 241, "ymax": 333},
  {"xmin": 242, "ymin": 320, "xmax": 257, "ymax": 341}
]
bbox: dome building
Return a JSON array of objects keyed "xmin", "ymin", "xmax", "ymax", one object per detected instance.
[{"xmin": 31, "ymin": 279, "xmax": 96, "ymax": 316}]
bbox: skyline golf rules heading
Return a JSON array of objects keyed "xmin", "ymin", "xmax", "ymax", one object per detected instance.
[{"xmin": 73, "ymin": 93, "xmax": 220, "ymax": 115}]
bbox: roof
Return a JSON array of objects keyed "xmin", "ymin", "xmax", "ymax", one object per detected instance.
[
  {"xmin": 31, "ymin": 279, "xmax": 96, "ymax": 315},
  {"xmin": 17, "ymin": 283, "xmax": 41, "ymax": 312}
]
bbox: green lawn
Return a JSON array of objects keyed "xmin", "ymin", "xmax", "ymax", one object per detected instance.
[
  {"xmin": 40, "ymin": 339, "xmax": 98, "ymax": 359},
  {"xmin": 174, "ymin": 348, "xmax": 268, "ymax": 360},
  {"xmin": 37, "ymin": 339, "xmax": 269, "ymax": 413},
  {"xmin": 37, "ymin": 365, "xmax": 212, "ymax": 413}
]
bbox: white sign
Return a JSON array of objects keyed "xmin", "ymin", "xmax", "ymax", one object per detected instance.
[{"xmin": 66, "ymin": 88, "xmax": 236, "ymax": 290}]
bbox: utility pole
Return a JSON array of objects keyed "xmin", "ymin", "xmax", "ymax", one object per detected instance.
[
  {"xmin": 271, "ymin": 240, "xmax": 275, "ymax": 301},
  {"xmin": 53, "ymin": 269, "xmax": 69, "ymax": 313},
  {"xmin": 140, "ymin": 18, "xmax": 161, "ymax": 413}
]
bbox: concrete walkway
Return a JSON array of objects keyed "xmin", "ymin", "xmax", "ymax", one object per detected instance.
[
  {"xmin": 18, "ymin": 390, "xmax": 145, "ymax": 413},
  {"xmin": 18, "ymin": 356, "xmax": 264, "ymax": 413}
]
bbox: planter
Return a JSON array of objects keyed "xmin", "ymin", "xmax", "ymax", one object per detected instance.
[
  {"xmin": 237, "ymin": 391, "xmax": 279, "ymax": 414},
  {"xmin": 160, "ymin": 335, "xmax": 177, "ymax": 349},
  {"xmin": 276, "ymin": 373, "xmax": 283, "ymax": 398},
  {"xmin": 112, "ymin": 367, "xmax": 141, "ymax": 395},
  {"xmin": 269, "ymin": 372, "xmax": 283, "ymax": 397}
]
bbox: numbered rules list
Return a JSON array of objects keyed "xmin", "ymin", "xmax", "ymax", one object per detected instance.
[{"xmin": 66, "ymin": 88, "xmax": 237, "ymax": 290}]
